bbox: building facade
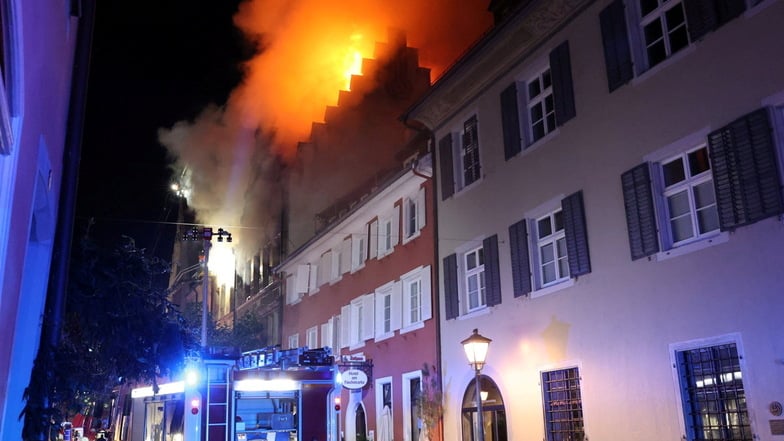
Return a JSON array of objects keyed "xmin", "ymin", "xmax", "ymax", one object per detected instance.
[
  {"xmin": 278, "ymin": 154, "xmax": 438, "ymax": 441},
  {"xmin": 0, "ymin": 0, "xmax": 94, "ymax": 438},
  {"xmin": 405, "ymin": 0, "xmax": 784, "ymax": 440}
]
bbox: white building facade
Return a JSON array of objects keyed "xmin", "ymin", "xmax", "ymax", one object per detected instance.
[
  {"xmin": 0, "ymin": 0, "xmax": 93, "ymax": 438},
  {"xmin": 405, "ymin": 0, "xmax": 784, "ymax": 440}
]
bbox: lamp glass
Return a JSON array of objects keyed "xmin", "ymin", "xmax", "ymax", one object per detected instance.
[{"xmin": 461, "ymin": 329, "xmax": 491, "ymax": 369}]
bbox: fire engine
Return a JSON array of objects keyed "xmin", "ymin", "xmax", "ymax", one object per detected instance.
[{"xmin": 127, "ymin": 347, "xmax": 337, "ymax": 441}]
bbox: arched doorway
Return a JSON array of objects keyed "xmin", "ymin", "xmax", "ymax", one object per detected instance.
[
  {"xmin": 355, "ymin": 402, "xmax": 367, "ymax": 441},
  {"xmin": 461, "ymin": 375, "xmax": 507, "ymax": 441}
]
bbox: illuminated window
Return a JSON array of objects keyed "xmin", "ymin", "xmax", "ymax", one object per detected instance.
[
  {"xmin": 464, "ymin": 246, "xmax": 485, "ymax": 312},
  {"xmin": 675, "ymin": 343, "xmax": 751, "ymax": 441},
  {"xmin": 542, "ymin": 367, "xmax": 584, "ymax": 441},
  {"xmin": 461, "ymin": 375, "xmax": 507, "ymax": 441}
]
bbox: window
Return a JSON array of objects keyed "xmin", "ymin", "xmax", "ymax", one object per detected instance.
[
  {"xmin": 462, "ymin": 115, "xmax": 481, "ymax": 187},
  {"xmin": 376, "ymin": 378, "xmax": 394, "ymax": 441},
  {"xmin": 318, "ymin": 250, "xmax": 333, "ymax": 286},
  {"xmin": 345, "ymin": 294, "xmax": 375, "ymax": 348},
  {"xmin": 401, "ymin": 266, "xmax": 432, "ymax": 330},
  {"xmin": 535, "ymin": 209, "xmax": 569, "ymax": 287},
  {"xmin": 621, "ymin": 108, "xmax": 783, "ymax": 260},
  {"xmin": 464, "ymin": 246, "xmax": 485, "ymax": 312},
  {"xmin": 0, "ymin": 0, "xmax": 18, "ymax": 156},
  {"xmin": 403, "ymin": 187, "xmax": 426, "ymax": 241},
  {"xmin": 438, "ymin": 114, "xmax": 483, "ymax": 199},
  {"xmin": 351, "ymin": 232, "xmax": 367, "ymax": 271},
  {"xmin": 542, "ymin": 367, "xmax": 584, "ymax": 441},
  {"xmin": 402, "ymin": 371, "xmax": 423, "ymax": 441},
  {"xmin": 507, "ymin": 192, "xmax": 591, "ymax": 296},
  {"xmin": 639, "ymin": 0, "xmax": 689, "ymax": 68},
  {"xmin": 527, "ymin": 67, "xmax": 556, "ymax": 143},
  {"xmin": 377, "ymin": 206, "xmax": 400, "ymax": 258},
  {"xmin": 461, "ymin": 375, "xmax": 507, "ymax": 441},
  {"xmin": 306, "ymin": 326, "xmax": 318, "ymax": 349},
  {"xmin": 600, "ymin": 0, "xmax": 747, "ymax": 91},
  {"xmin": 660, "ymin": 145, "xmax": 719, "ymax": 246},
  {"xmin": 500, "ymin": 41, "xmax": 575, "ymax": 159},
  {"xmin": 675, "ymin": 343, "xmax": 751, "ymax": 441},
  {"xmin": 320, "ymin": 320, "xmax": 332, "ymax": 349},
  {"xmin": 375, "ymin": 281, "xmax": 401, "ymax": 340},
  {"xmin": 288, "ymin": 333, "xmax": 299, "ymax": 350},
  {"xmin": 443, "ymin": 236, "xmax": 502, "ymax": 319}
]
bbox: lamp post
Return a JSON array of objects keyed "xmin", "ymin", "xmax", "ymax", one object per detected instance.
[
  {"xmin": 462, "ymin": 328, "xmax": 491, "ymax": 441},
  {"xmin": 182, "ymin": 226, "xmax": 232, "ymax": 350}
]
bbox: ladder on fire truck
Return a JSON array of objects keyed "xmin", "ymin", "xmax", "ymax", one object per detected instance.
[{"xmin": 203, "ymin": 359, "xmax": 234, "ymax": 441}]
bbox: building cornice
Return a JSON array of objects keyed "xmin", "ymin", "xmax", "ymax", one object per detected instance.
[{"xmin": 404, "ymin": 0, "xmax": 592, "ymax": 131}]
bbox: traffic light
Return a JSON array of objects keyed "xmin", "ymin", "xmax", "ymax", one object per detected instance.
[{"xmin": 191, "ymin": 398, "xmax": 200, "ymax": 415}]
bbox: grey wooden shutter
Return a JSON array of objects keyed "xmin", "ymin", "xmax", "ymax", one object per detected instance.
[
  {"xmin": 708, "ymin": 108, "xmax": 784, "ymax": 230},
  {"xmin": 562, "ymin": 191, "xmax": 591, "ymax": 276},
  {"xmin": 443, "ymin": 254, "xmax": 459, "ymax": 320},
  {"xmin": 438, "ymin": 133, "xmax": 455, "ymax": 200},
  {"xmin": 483, "ymin": 235, "xmax": 502, "ymax": 307},
  {"xmin": 599, "ymin": 0, "xmax": 633, "ymax": 92},
  {"xmin": 684, "ymin": 0, "xmax": 745, "ymax": 42},
  {"xmin": 501, "ymin": 82, "xmax": 522, "ymax": 160},
  {"xmin": 509, "ymin": 219, "xmax": 532, "ymax": 297},
  {"xmin": 621, "ymin": 163, "xmax": 660, "ymax": 260},
  {"xmin": 549, "ymin": 41, "xmax": 576, "ymax": 126}
]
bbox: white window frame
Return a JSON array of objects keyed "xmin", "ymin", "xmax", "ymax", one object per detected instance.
[
  {"xmin": 461, "ymin": 115, "xmax": 481, "ymax": 188},
  {"xmin": 401, "ymin": 370, "xmax": 423, "ymax": 441},
  {"xmin": 285, "ymin": 273, "xmax": 303, "ymax": 305},
  {"xmin": 400, "ymin": 265, "xmax": 432, "ymax": 332},
  {"xmin": 644, "ymin": 129, "xmax": 729, "ymax": 260},
  {"xmin": 377, "ymin": 205, "xmax": 400, "ymax": 258},
  {"xmin": 375, "ymin": 377, "xmax": 394, "ymax": 441},
  {"xmin": 637, "ymin": 0, "xmax": 690, "ymax": 69},
  {"xmin": 540, "ymin": 365, "xmax": 585, "ymax": 441},
  {"xmin": 533, "ymin": 208, "xmax": 569, "ymax": 288},
  {"xmin": 525, "ymin": 195, "xmax": 576, "ymax": 297},
  {"xmin": 320, "ymin": 320, "xmax": 333, "ymax": 350},
  {"xmin": 463, "ymin": 245, "xmax": 486, "ymax": 313},
  {"xmin": 318, "ymin": 250, "xmax": 333, "ymax": 286},
  {"xmin": 288, "ymin": 333, "xmax": 299, "ymax": 350},
  {"xmin": 526, "ymin": 65, "xmax": 556, "ymax": 144},
  {"xmin": 375, "ymin": 281, "xmax": 401, "ymax": 341},
  {"xmin": 306, "ymin": 326, "xmax": 318, "ymax": 349},
  {"xmin": 351, "ymin": 232, "xmax": 368, "ymax": 272},
  {"xmin": 402, "ymin": 187, "xmax": 426, "ymax": 243}
]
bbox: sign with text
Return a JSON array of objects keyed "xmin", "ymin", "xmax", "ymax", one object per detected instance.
[{"xmin": 341, "ymin": 368, "xmax": 368, "ymax": 390}]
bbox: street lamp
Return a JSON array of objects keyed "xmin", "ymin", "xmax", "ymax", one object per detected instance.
[
  {"xmin": 182, "ymin": 226, "xmax": 232, "ymax": 351},
  {"xmin": 462, "ymin": 329, "xmax": 491, "ymax": 441}
]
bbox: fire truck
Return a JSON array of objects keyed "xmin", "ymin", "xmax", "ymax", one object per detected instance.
[{"xmin": 128, "ymin": 347, "xmax": 337, "ymax": 441}]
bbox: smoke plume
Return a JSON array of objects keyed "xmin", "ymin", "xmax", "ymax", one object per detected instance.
[{"xmin": 158, "ymin": 0, "xmax": 492, "ymax": 260}]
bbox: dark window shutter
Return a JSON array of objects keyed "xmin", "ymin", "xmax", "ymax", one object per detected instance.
[
  {"xmin": 708, "ymin": 108, "xmax": 784, "ymax": 230},
  {"xmin": 483, "ymin": 235, "xmax": 502, "ymax": 307},
  {"xmin": 684, "ymin": 0, "xmax": 746, "ymax": 41},
  {"xmin": 562, "ymin": 191, "xmax": 591, "ymax": 276},
  {"xmin": 509, "ymin": 219, "xmax": 532, "ymax": 297},
  {"xmin": 621, "ymin": 163, "xmax": 660, "ymax": 260},
  {"xmin": 500, "ymin": 83, "xmax": 522, "ymax": 160},
  {"xmin": 443, "ymin": 253, "xmax": 459, "ymax": 320},
  {"xmin": 599, "ymin": 0, "xmax": 633, "ymax": 92},
  {"xmin": 438, "ymin": 133, "xmax": 455, "ymax": 200},
  {"xmin": 549, "ymin": 41, "xmax": 576, "ymax": 126}
]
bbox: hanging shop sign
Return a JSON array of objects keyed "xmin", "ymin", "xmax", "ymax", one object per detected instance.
[{"xmin": 341, "ymin": 368, "xmax": 368, "ymax": 390}]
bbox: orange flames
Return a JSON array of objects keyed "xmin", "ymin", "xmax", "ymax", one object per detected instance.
[{"xmin": 228, "ymin": 0, "xmax": 493, "ymax": 158}]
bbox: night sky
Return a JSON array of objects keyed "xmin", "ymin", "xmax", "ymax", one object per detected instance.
[{"xmin": 77, "ymin": 0, "xmax": 250, "ymax": 259}]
